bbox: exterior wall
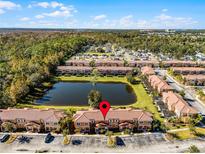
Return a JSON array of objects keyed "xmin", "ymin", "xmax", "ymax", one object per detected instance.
[{"xmin": 73, "ymin": 120, "xmax": 152, "ymax": 132}]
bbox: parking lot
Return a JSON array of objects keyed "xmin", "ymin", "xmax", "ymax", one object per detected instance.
[{"xmin": 0, "ymin": 133, "xmax": 167, "ymax": 153}]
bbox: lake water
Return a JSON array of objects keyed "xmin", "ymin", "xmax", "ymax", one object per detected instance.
[{"xmin": 36, "ymin": 81, "xmax": 136, "ymax": 106}]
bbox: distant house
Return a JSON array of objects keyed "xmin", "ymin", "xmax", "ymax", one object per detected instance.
[
  {"xmin": 128, "ymin": 61, "xmax": 159, "ymax": 67},
  {"xmin": 162, "ymin": 60, "xmax": 197, "ymax": 67},
  {"xmin": 65, "ymin": 60, "xmax": 91, "ymax": 67},
  {"xmin": 148, "ymin": 75, "xmax": 173, "ymax": 94},
  {"xmin": 97, "ymin": 67, "xmax": 133, "ymax": 75},
  {"xmin": 95, "ymin": 60, "xmax": 124, "ymax": 67},
  {"xmin": 162, "ymin": 92, "xmax": 197, "ymax": 120},
  {"xmin": 57, "ymin": 66, "xmax": 93, "ymax": 75},
  {"xmin": 141, "ymin": 66, "xmax": 155, "ymax": 76},
  {"xmin": 73, "ymin": 109, "xmax": 153, "ymax": 133},
  {"xmin": 183, "ymin": 75, "xmax": 205, "ymax": 86},
  {"xmin": 0, "ymin": 108, "xmax": 66, "ymax": 132},
  {"xmin": 172, "ymin": 67, "xmax": 205, "ymax": 75}
]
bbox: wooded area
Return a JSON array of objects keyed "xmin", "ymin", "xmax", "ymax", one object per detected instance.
[{"xmin": 1, "ymin": 31, "xmax": 205, "ymax": 107}]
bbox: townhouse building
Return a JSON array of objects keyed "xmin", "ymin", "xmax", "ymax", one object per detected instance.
[
  {"xmin": 141, "ymin": 66, "xmax": 155, "ymax": 76},
  {"xmin": 148, "ymin": 75, "xmax": 173, "ymax": 94},
  {"xmin": 172, "ymin": 67, "xmax": 205, "ymax": 75},
  {"xmin": 182, "ymin": 75, "xmax": 205, "ymax": 86},
  {"xmin": 162, "ymin": 60, "xmax": 198, "ymax": 68},
  {"xmin": 73, "ymin": 109, "xmax": 153, "ymax": 133},
  {"xmin": 162, "ymin": 91, "xmax": 197, "ymax": 121},
  {"xmin": 0, "ymin": 108, "xmax": 66, "ymax": 132},
  {"xmin": 96, "ymin": 67, "xmax": 133, "ymax": 75},
  {"xmin": 57, "ymin": 66, "xmax": 93, "ymax": 75}
]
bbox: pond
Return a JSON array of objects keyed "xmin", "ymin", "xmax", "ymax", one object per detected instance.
[{"xmin": 36, "ymin": 81, "xmax": 136, "ymax": 106}]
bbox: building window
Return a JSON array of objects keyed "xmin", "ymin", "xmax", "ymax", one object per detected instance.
[{"xmin": 77, "ymin": 123, "xmax": 80, "ymax": 126}]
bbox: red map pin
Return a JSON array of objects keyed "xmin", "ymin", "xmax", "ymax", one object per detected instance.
[{"xmin": 99, "ymin": 100, "xmax": 110, "ymax": 120}]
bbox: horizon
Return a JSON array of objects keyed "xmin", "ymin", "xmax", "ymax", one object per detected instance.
[{"xmin": 0, "ymin": 0, "xmax": 205, "ymax": 29}]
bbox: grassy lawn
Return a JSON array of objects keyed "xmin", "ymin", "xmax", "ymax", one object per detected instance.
[
  {"xmin": 18, "ymin": 75, "xmax": 163, "ymax": 121},
  {"xmin": 166, "ymin": 128, "xmax": 205, "ymax": 140}
]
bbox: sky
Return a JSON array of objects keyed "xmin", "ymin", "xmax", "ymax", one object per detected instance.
[{"xmin": 0, "ymin": 0, "xmax": 204, "ymax": 29}]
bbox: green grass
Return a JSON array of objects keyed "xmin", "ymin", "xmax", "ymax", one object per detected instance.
[
  {"xmin": 167, "ymin": 128, "xmax": 205, "ymax": 140},
  {"xmin": 18, "ymin": 75, "xmax": 163, "ymax": 121}
]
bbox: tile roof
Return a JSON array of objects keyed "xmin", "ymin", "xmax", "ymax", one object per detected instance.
[
  {"xmin": 0, "ymin": 108, "xmax": 66, "ymax": 123},
  {"xmin": 73, "ymin": 109, "xmax": 153, "ymax": 123},
  {"xmin": 141, "ymin": 66, "xmax": 155, "ymax": 75}
]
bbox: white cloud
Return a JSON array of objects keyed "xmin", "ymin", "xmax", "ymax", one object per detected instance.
[
  {"xmin": 84, "ymin": 12, "xmax": 198, "ymax": 29},
  {"xmin": 93, "ymin": 14, "xmax": 107, "ymax": 20},
  {"xmin": 155, "ymin": 13, "xmax": 172, "ymax": 21},
  {"xmin": 0, "ymin": 8, "xmax": 5, "ymax": 14},
  {"xmin": 43, "ymin": 10, "xmax": 72, "ymax": 17},
  {"xmin": 36, "ymin": 2, "xmax": 49, "ymax": 8},
  {"xmin": 0, "ymin": 1, "xmax": 20, "ymax": 9},
  {"xmin": 162, "ymin": 9, "xmax": 168, "ymax": 12},
  {"xmin": 32, "ymin": 1, "xmax": 64, "ymax": 9},
  {"xmin": 27, "ymin": 4, "xmax": 32, "ymax": 8},
  {"xmin": 31, "ymin": 2, "xmax": 77, "ymax": 18},
  {"xmin": 0, "ymin": 0, "xmax": 20, "ymax": 15},
  {"xmin": 119, "ymin": 15, "xmax": 134, "ymax": 27},
  {"xmin": 50, "ymin": 1, "xmax": 63, "ymax": 8},
  {"xmin": 35, "ymin": 15, "xmax": 44, "ymax": 19},
  {"xmin": 20, "ymin": 17, "xmax": 30, "ymax": 21}
]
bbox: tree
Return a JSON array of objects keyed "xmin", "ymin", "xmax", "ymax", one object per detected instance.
[
  {"xmin": 91, "ymin": 69, "xmax": 100, "ymax": 86},
  {"xmin": 89, "ymin": 60, "xmax": 95, "ymax": 67},
  {"xmin": 188, "ymin": 145, "xmax": 200, "ymax": 153},
  {"xmin": 126, "ymin": 72, "xmax": 135, "ymax": 84},
  {"xmin": 59, "ymin": 116, "xmax": 73, "ymax": 135},
  {"xmin": 179, "ymin": 90, "xmax": 185, "ymax": 98},
  {"xmin": 88, "ymin": 90, "xmax": 102, "ymax": 108}
]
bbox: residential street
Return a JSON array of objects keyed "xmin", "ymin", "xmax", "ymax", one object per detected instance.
[{"xmin": 156, "ymin": 69, "xmax": 205, "ymax": 115}]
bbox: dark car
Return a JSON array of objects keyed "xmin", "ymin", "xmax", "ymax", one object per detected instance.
[
  {"xmin": 0, "ymin": 134, "xmax": 10, "ymax": 143},
  {"xmin": 72, "ymin": 139, "xmax": 82, "ymax": 145},
  {"xmin": 116, "ymin": 136, "xmax": 125, "ymax": 146},
  {"xmin": 18, "ymin": 136, "xmax": 32, "ymax": 144},
  {"xmin": 44, "ymin": 133, "xmax": 55, "ymax": 144}
]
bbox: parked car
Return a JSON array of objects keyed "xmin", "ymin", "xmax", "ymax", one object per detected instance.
[
  {"xmin": 116, "ymin": 136, "xmax": 125, "ymax": 146},
  {"xmin": 72, "ymin": 139, "xmax": 82, "ymax": 145},
  {"xmin": 0, "ymin": 134, "xmax": 10, "ymax": 143},
  {"xmin": 18, "ymin": 136, "xmax": 32, "ymax": 144},
  {"xmin": 45, "ymin": 133, "xmax": 55, "ymax": 144}
]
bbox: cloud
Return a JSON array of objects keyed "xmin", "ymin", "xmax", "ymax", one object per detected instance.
[
  {"xmin": 0, "ymin": 0, "xmax": 20, "ymax": 9},
  {"xmin": 43, "ymin": 10, "xmax": 72, "ymax": 17},
  {"xmin": 119, "ymin": 15, "xmax": 133, "ymax": 27},
  {"xmin": 0, "ymin": 8, "xmax": 5, "ymax": 14},
  {"xmin": 32, "ymin": 2, "xmax": 77, "ymax": 18},
  {"xmin": 0, "ymin": 0, "xmax": 20, "ymax": 15},
  {"xmin": 27, "ymin": 4, "xmax": 32, "ymax": 8},
  {"xmin": 35, "ymin": 14, "xmax": 44, "ymax": 19},
  {"xmin": 162, "ymin": 9, "xmax": 168, "ymax": 12},
  {"xmin": 36, "ymin": 2, "xmax": 50, "ymax": 8},
  {"xmin": 84, "ymin": 12, "xmax": 198, "ymax": 29},
  {"xmin": 50, "ymin": 1, "xmax": 63, "ymax": 8},
  {"xmin": 20, "ymin": 17, "xmax": 30, "ymax": 21},
  {"xmin": 93, "ymin": 14, "xmax": 107, "ymax": 20},
  {"xmin": 31, "ymin": 1, "xmax": 64, "ymax": 9}
]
